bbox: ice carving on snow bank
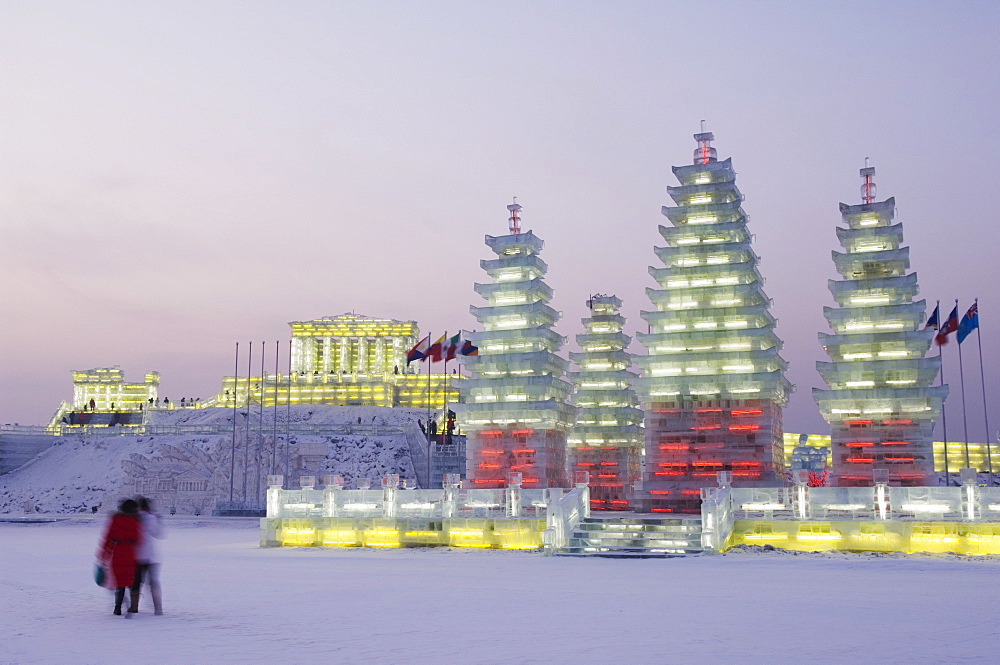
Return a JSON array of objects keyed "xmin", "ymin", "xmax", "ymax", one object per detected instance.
[
  {"xmin": 119, "ymin": 431, "xmax": 418, "ymax": 513},
  {"xmin": 120, "ymin": 438, "xmax": 234, "ymax": 515},
  {"xmin": 1, "ymin": 406, "xmax": 423, "ymax": 515}
]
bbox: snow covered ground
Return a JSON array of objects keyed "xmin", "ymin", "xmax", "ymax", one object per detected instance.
[{"xmin": 3, "ymin": 516, "xmax": 999, "ymax": 665}]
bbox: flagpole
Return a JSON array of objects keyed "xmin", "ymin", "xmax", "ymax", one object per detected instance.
[
  {"xmin": 940, "ymin": 343, "xmax": 951, "ymax": 485},
  {"xmin": 441, "ymin": 348, "xmax": 448, "ymax": 492},
  {"xmin": 956, "ymin": 300, "xmax": 971, "ymax": 470},
  {"xmin": 272, "ymin": 340, "xmax": 280, "ymax": 476},
  {"xmin": 937, "ymin": 300, "xmax": 950, "ymax": 486},
  {"xmin": 230, "ymin": 341, "xmax": 239, "ymax": 503},
  {"xmin": 243, "ymin": 341, "xmax": 253, "ymax": 502},
  {"xmin": 253, "ymin": 342, "xmax": 267, "ymax": 507},
  {"xmin": 443, "ymin": 333, "xmax": 454, "ymax": 456},
  {"xmin": 285, "ymin": 338, "xmax": 292, "ymax": 490},
  {"xmin": 426, "ymin": 337, "xmax": 432, "ymax": 490},
  {"xmin": 973, "ymin": 298, "xmax": 993, "ymax": 485}
]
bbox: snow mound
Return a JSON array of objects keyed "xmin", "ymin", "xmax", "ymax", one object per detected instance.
[{"xmin": 0, "ymin": 405, "xmax": 427, "ymax": 515}]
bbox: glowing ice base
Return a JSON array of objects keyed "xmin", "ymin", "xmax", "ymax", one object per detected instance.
[
  {"xmin": 261, "ymin": 517, "xmax": 546, "ymax": 550},
  {"xmin": 730, "ymin": 520, "xmax": 1000, "ymax": 556}
]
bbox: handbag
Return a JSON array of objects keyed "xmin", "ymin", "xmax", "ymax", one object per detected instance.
[{"xmin": 94, "ymin": 562, "xmax": 106, "ymax": 587}]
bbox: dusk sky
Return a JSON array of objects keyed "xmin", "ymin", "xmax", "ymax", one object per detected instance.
[{"xmin": 2, "ymin": 1, "xmax": 997, "ymax": 442}]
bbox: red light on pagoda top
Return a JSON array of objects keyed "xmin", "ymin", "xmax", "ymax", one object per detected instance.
[
  {"xmin": 693, "ymin": 120, "xmax": 717, "ymax": 165},
  {"xmin": 507, "ymin": 197, "xmax": 522, "ymax": 234},
  {"xmin": 860, "ymin": 157, "xmax": 877, "ymax": 204}
]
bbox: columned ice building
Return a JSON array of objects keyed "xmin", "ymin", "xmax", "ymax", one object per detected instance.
[
  {"xmin": 289, "ymin": 314, "xmax": 417, "ymax": 376},
  {"xmin": 455, "ymin": 201, "xmax": 575, "ymax": 488},
  {"xmin": 214, "ymin": 314, "xmax": 461, "ymax": 411},
  {"xmin": 636, "ymin": 129, "xmax": 792, "ymax": 513},
  {"xmin": 567, "ymin": 295, "xmax": 643, "ymax": 510},
  {"xmin": 814, "ymin": 163, "xmax": 947, "ymax": 487}
]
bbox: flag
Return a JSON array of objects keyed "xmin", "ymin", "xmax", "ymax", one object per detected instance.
[
  {"xmin": 958, "ymin": 301, "xmax": 979, "ymax": 344},
  {"xmin": 406, "ymin": 335, "xmax": 430, "ymax": 364},
  {"xmin": 460, "ymin": 339, "xmax": 479, "ymax": 356},
  {"xmin": 935, "ymin": 305, "xmax": 959, "ymax": 345},
  {"xmin": 426, "ymin": 332, "xmax": 447, "ymax": 362},
  {"xmin": 925, "ymin": 304, "xmax": 940, "ymax": 331},
  {"xmin": 444, "ymin": 332, "xmax": 462, "ymax": 362}
]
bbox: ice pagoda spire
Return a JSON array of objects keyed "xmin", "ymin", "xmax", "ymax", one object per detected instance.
[
  {"xmin": 507, "ymin": 197, "xmax": 522, "ymax": 235},
  {"xmin": 635, "ymin": 128, "xmax": 792, "ymax": 513},
  {"xmin": 454, "ymin": 201, "xmax": 576, "ymax": 488},
  {"xmin": 860, "ymin": 158, "xmax": 876, "ymax": 204},
  {"xmin": 814, "ymin": 161, "xmax": 948, "ymax": 487},
  {"xmin": 693, "ymin": 120, "xmax": 717, "ymax": 165}
]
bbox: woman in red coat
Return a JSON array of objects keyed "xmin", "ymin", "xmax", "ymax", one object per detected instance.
[{"xmin": 98, "ymin": 499, "xmax": 142, "ymax": 616}]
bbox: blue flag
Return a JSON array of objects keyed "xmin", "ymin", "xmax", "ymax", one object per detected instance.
[{"xmin": 958, "ymin": 302, "xmax": 979, "ymax": 344}]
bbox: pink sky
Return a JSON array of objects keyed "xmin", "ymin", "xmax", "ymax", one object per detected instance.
[{"xmin": 1, "ymin": 2, "xmax": 996, "ymax": 442}]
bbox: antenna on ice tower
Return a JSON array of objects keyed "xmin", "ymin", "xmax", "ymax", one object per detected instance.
[
  {"xmin": 860, "ymin": 157, "xmax": 876, "ymax": 204},
  {"xmin": 507, "ymin": 197, "xmax": 522, "ymax": 234},
  {"xmin": 693, "ymin": 120, "xmax": 717, "ymax": 165}
]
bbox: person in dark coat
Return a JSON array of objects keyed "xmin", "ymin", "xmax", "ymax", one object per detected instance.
[{"xmin": 98, "ymin": 499, "xmax": 142, "ymax": 616}]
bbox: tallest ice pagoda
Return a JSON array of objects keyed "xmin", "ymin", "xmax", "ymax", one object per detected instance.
[
  {"xmin": 636, "ymin": 128, "xmax": 792, "ymax": 513},
  {"xmin": 814, "ymin": 162, "xmax": 947, "ymax": 487}
]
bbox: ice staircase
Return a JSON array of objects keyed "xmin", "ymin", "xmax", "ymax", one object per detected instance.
[
  {"xmin": 403, "ymin": 423, "xmax": 431, "ymax": 489},
  {"xmin": 556, "ymin": 514, "xmax": 704, "ymax": 558}
]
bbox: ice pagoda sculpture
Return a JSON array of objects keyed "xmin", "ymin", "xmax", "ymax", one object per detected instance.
[
  {"xmin": 814, "ymin": 162, "xmax": 947, "ymax": 487},
  {"xmin": 455, "ymin": 200, "xmax": 576, "ymax": 488},
  {"xmin": 567, "ymin": 295, "xmax": 644, "ymax": 509},
  {"xmin": 636, "ymin": 128, "xmax": 792, "ymax": 513}
]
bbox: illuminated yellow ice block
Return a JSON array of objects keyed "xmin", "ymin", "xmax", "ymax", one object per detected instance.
[
  {"xmin": 360, "ymin": 519, "xmax": 403, "ymax": 548},
  {"xmin": 400, "ymin": 520, "xmax": 446, "ymax": 546},
  {"xmin": 730, "ymin": 520, "xmax": 1000, "ymax": 556},
  {"xmin": 961, "ymin": 524, "xmax": 1000, "ymax": 556},
  {"xmin": 319, "ymin": 518, "xmax": 362, "ymax": 547},
  {"xmin": 847, "ymin": 523, "xmax": 903, "ymax": 552},
  {"xmin": 492, "ymin": 519, "xmax": 545, "ymax": 549},
  {"xmin": 278, "ymin": 519, "xmax": 318, "ymax": 547},
  {"xmin": 906, "ymin": 522, "xmax": 962, "ymax": 553},
  {"xmin": 444, "ymin": 518, "xmax": 493, "ymax": 548}
]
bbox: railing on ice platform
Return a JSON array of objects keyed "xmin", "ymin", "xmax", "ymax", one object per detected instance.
[
  {"xmin": 267, "ymin": 473, "xmax": 581, "ymax": 521},
  {"xmin": 700, "ymin": 484, "xmax": 734, "ymax": 553},
  {"xmin": 542, "ymin": 486, "xmax": 591, "ymax": 556},
  {"xmin": 700, "ymin": 469, "xmax": 1000, "ymax": 554},
  {"xmin": 732, "ymin": 474, "xmax": 1000, "ymax": 523},
  {"xmin": 264, "ymin": 472, "xmax": 590, "ymax": 552},
  {"xmin": 7, "ymin": 421, "xmax": 410, "ymax": 438}
]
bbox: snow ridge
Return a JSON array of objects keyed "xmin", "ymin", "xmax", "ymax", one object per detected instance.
[{"xmin": 0, "ymin": 405, "xmax": 426, "ymax": 514}]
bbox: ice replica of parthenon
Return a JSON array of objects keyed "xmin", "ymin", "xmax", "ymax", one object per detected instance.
[{"xmin": 5, "ymin": 127, "xmax": 998, "ymax": 557}]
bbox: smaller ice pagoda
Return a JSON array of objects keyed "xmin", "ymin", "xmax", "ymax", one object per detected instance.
[
  {"xmin": 455, "ymin": 200, "xmax": 576, "ymax": 488},
  {"xmin": 567, "ymin": 295, "xmax": 643, "ymax": 509},
  {"xmin": 814, "ymin": 161, "xmax": 948, "ymax": 486}
]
